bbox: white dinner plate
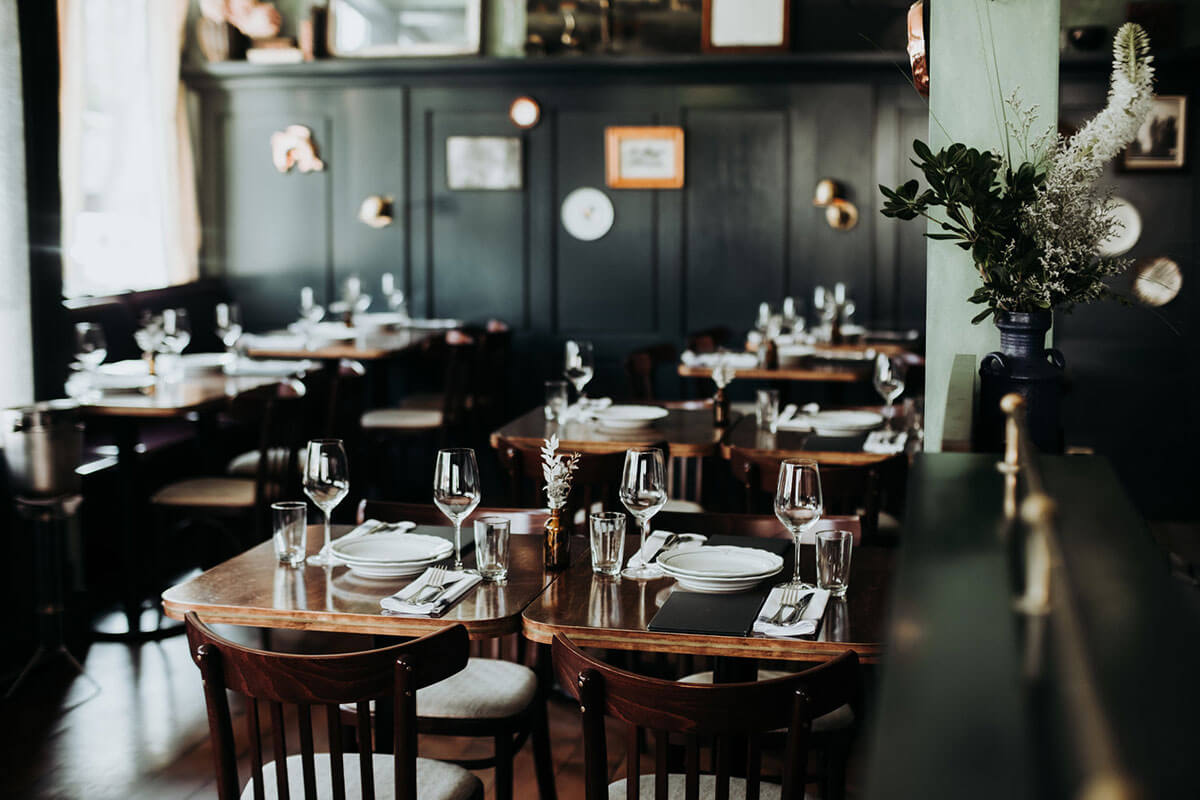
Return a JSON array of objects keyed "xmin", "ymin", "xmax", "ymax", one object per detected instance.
[
  {"xmin": 98, "ymin": 360, "xmax": 150, "ymax": 377},
  {"xmin": 342, "ymin": 558, "xmax": 444, "ymax": 579},
  {"xmin": 180, "ymin": 352, "xmax": 233, "ymax": 374},
  {"xmin": 407, "ymin": 318, "xmax": 462, "ymax": 329},
  {"xmin": 308, "ymin": 321, "xmax": 358, "ymax": 340},
  {"xmin": 331, "ymin": 532, "xmax": 453, "ymax": 565},
  {"xmin": 808, "ymin": 410, "xmax": 884, "ymax": 436},
  {"xmin": 658, "ymin": 546, "xmax": 783, "ymax": 579},
  {"xmin": 594, "ymin": 405, "xmax": 669, "ymax": 430}
]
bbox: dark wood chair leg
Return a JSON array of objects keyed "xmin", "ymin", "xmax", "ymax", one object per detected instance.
[
  {"xmin": 530, "ymin": 694, "xmax": 558, "ymax": 800},
  {"xmin": 494, "ymin": 731, "xmax": 514, "ymax": 800},
  {"xmin": 824, "ymin": 737, "xmax": 849, "ymax": 800}
]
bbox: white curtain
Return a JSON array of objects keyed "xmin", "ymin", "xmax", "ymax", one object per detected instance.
[
  {"xmin": 0, "ymin": 0, "xmax": 34, "ymax": 407},
  {"xmin": 59, "ymin": 0, "xmax": 199, "ymax": 297}
]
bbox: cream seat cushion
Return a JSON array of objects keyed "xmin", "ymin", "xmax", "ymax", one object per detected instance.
[
  {"xmin": 663, "ymin": 498, "xmax": 705, "ymax": 514},
  {"xmin": 342, "ymin": 658, "xmax": 538, "ymax": 721},
  {"xmin": 609, "ymin": 774, "xmax": 802, "ymax": 800},
  {"xmin": 361, "ymin": 408, "xmax": 444, "ymax": 430},
  {"xmin": 226, "ymin": 447, "xmax": 301, "ymax": 477},
  {"xmin": 677, "ymin": 670, "xmax": 854, "ymax": 733},
  {"xmin": 151, "ymin": 477, "xmax": 255, "ymax": 508},
  {"xmin": 239, "ymin": 753, "xmax": 479, "ymax": 800}
]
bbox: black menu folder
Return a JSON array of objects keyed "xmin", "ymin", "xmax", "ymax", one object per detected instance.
[{"xmin": 647, "ymin": 590, "xmax": 767, "ymax": 637}]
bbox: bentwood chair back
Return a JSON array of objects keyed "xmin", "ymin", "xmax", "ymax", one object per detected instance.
[
  {"xmin": 685, "ymin": 326, "xmax": 732, "ymax": 355},
  {"xmin": 552, "ymin": 634, "xmax": 861, "ymax": 800},
  {"xmin": 653, "ymin": 509, "xmax": 862, "ymax": 545},
  {"xmin": 624, "ymin": 343, "xmax": 677, "ymax": 401},
  {"xmin": 185, "ymin": 612, "xmax": 482, "ymax": 800},
  {"xmin": 495, "ymin": 437, "xmax": 635, "ymax": 530}
]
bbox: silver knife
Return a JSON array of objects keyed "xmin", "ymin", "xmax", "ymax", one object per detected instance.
[{"xmin": 781, "ymin": 593, "xmax": 813, "ymax": 625}]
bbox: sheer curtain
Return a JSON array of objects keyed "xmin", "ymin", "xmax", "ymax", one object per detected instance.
[
  {"xmin": 0, "ymin": 0, "xmax": 33, "ymax": 407},
  {"xmin": 59, "ymin": 0, "xmax": 199, "ymax": 297}
]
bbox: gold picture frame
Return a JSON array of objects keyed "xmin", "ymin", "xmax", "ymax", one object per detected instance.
[
  {"xmin": 1125, "ymin": 95, "xmax": 1187, "ymax": 169},
  {"xmin": 605, "ymin": 126, "xmax": 685, "ymax": 189}
]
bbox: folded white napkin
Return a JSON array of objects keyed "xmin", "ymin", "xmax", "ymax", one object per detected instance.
[
  {"xmin": 339, "ymin": 519, "xmax": 418, "ymax": 543},
  {"xmin": 754, "ymin": 586, "xmax": 830, "ymax": 638},
  {"xmin": 380, "ymin": 568, "xmax": 481, "ymax": 616},
  {"xmin": 776, "ymin": 403, "xmax": 823, "ymax": 432},
  {"xmin": 244, "ymin": 333, "xmax": 308, "ymax": 350},
  {"xmin": 776, "ymin": 404, "xmax": 798, "ymax": 428},
  {"xmin": 625, "ymin": 531, "xmax": 707, "ymax": 571},
  {"xmin": 224, "ymin": 358, "xmax": 317, "ymax": 377},
  {"xmin": 679, "ymin": 351, "xmax": 758, "ymax": 369},
  {"xmin": 560, "ymin": 397, "xmax": 613, "ymax": 422},
  {"xmin": 864, "ymin": 431, "xmax": 908, "ymax": 455}
]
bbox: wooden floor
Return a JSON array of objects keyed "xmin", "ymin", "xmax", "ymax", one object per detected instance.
[{"xmin": 1, "ymin": 617, "xmax": 864, "ymax": 799}]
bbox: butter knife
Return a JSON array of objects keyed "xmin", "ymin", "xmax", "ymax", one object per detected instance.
[{"xmin": 648, "ymin": 534, "xmax": 681, "ymax": 564}]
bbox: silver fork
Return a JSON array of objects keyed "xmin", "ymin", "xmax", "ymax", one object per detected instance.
[
  {"xmin": 413, "ymin": 566, "xmax": 450, "ymax": 604},
  {"xmin": 761, "ymin": 586, "xmax": 801, "ymax": 625}
]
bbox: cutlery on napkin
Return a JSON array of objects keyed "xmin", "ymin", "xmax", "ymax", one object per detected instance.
[
  {"xmin": 776, "ymin": 404, "xmax": 798, "ymax": 428},
  {"xmin": 626, "ymin": 531, "xmax": 707, "ymax": 570},
  {"xmin": 754, "ymin": 586, "xmax": 830, "ymax": 637},
  {"xmin": 777, "ymin": 403, "xmax": 822, "ymax": 432},
  {"xmin": 864, "ymin": 430, "xmax": 908, "ymax": 455},
  {"xmin": 380, "ymin": 567, "xmax": 481, "ymax": 616},
  {"xmin": 340, "ymin": 519, "xmax": 417, "ymax": 541}
]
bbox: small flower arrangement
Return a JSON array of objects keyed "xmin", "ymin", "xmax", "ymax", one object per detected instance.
[
  {"xmin": 880, "ymin": 23, "xmax": 1155, "ymax": 322},
  {"xmin": 711, "ymin": 358, "xmax": 735, "ymax": 389},
  {"xmin": 541, "ymin": 435, "xmax": 581, "ymax": 510}
]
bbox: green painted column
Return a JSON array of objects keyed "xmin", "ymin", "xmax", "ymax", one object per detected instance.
[{"xmin": 924, "ymin": 0, "xmax": 1060, "ymax": 450}]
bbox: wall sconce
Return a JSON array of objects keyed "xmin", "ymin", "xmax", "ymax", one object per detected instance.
[
  {"xmin": 358, "ymin": 195, "xmax": 394, "ymax": 229},
  {"xmin": 509, "ymin": 96, "xmax": 541, "ymax": 129},
  {"xmin": 1131, "ymin": 256, "xmax": 1182, "ymax": 306},
  {"xmin": 270, "ymin": 124, "xmax": 324, "ymax": 173},
  {"xmin": 813, "ymin": 179, "xmax": 859, "ymax": 231}
]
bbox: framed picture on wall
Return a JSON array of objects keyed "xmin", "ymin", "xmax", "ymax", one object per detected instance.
[
  {"xmin": 702, "ymin": 0, "xmax": 790, "ymax": 53},
  {"xmin": 446, "ymin": 136, "xmax": 522, "ymax": 190},
  {"xmin": 1125, "ymin": 95, "xmax": 1187, "ymax": 169},
  {"xmin": 605, "ymin": 126, "xmax": 685, "ymax": 189},
  {"xmin": 327, "ymin": 0, "xmax": 482, "ymax": 57}
]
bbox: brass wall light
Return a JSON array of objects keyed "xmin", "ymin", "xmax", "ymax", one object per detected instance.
[
  {"xmin": 509, "ymin": 96, "xmax": 541, "ymax": 129},
  {"xmin": 813, "ymin": 179, "xmax": 859, "ymax": 231}
]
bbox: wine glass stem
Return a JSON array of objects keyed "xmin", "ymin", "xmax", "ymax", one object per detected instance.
[
  {"xmin": 323, "ymin": 511, "xmax": 332, "ymax": 557},
  {"xmin": 793, "ymin": 533, "xmax": 803, "ymax": 583},
  {"xmin": 453, "ymin": 521, "xmax": 463, "ymax": 570},
  {"xmin": 640, "ymin": 519, "xmax": 650, "ymax": 563}
]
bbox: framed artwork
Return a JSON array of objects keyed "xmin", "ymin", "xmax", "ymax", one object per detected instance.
[
  {"xmin": 446, "ymin": 136, "xmax": 522, "ymax": 190},
  {"xmin": 605, "ymin": 126, "xmax": 685, "ymax": 189},
  {"xmin": 702, "ymin": 0, "xmax": 790, "ymax": 53},
  {"xmin": 328, "ymin": 0, "xmax": 482, "ymax": 57},
  {"xmin": 1125, "ymin": 95, "xmax": 1187, "ymax": 169}
]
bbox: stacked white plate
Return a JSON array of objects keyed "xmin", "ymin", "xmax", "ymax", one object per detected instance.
[
  {"xmin": 330, "ymin": 531, "xmax": 453, "ymax": 578},
  {"xmin": 594, "ymin": 404, "xmax": 669, "ymax": 431},
  {"xmin": 808, "ymin": 410, "xmax": 884, "ymax": 436},
  {"xmin": 658, "ymin": 546, "xmax": 784, "ymax": 593}
]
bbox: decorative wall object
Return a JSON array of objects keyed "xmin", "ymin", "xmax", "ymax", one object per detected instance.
[
  {"xmin": 358, "ymin": 195, "xmax": 394, "ymax": 229},
  {"xmin": 270, "ymin": 125, "xmax": 324, "ymax": 173},
  {"xmin": 1125, "ymin": 95, "xmax": 1187, "ymax": 169},
  {"xmin": 327, "ymin": 0, "xmax": 482, "ymax": 57},
  {"xmin": 906, "ymin": 1, "xmax": 929, "ymax": 97},
  {"xmin": 1131, "ymin": 256, "xmax": 1182, "ymax": 306},
  {"xmin": 446, "ymin": 136, "xmax": 522, "ymax": 190},
  {"xmin": 812, "ymin": 179, "xmax": 859, "ymax": 231},
  {"xmin": 560, "ymin": 187, "xmax": 614, "ymax": 241},
  {"xmin": 702, "ymin": 0, "xmax": 789, "ymax": 53},
  {"xmin": 509, "ymin": 96, "xmax": 541, "ymax": 129},
  {"xmin": 605, "ymin": 126, "xmax": 684, "ymax": 189}
]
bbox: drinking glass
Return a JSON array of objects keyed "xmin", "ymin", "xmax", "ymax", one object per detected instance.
[
  {"xmin": 215, "ymin": 302, "xmax": 243, "ymax": 355},
  {"xmin": 161, "ymin": 308, "xmax": 191, "ymax": 355},
  {"xmin": 544, "ymin": 380, "xmax": 569, "ymax": 421},
  {"xmin": 774, "ymin": 459, "xmax": 823, "ymax": 589},
  {"xmin": 756, "ymin": 389, "xmax": 781, "ymax": 433},
  {"xmin": 74, "ymin": 322, "xmax": 107, "ymax": 372},
  {"xmin": 563, "ymin": 340, "xmax": 594, "ymax": 402},
  {"xmin": 873, "ymin": 354, "xmax": 907, "ymax": 430},
  {"xmin": 473, "ymin": 516, "xmax": 510, "ymax": 581},
  {"xmin": 381, "ymin": 273, "xmax": 409, "ymax": 319},
  {"xmin": 816, "ymin": 530, "xmax": 854, "ymax": 597},
  {"xmin": 619, "ymin": 448, "xmax": 667, "ymax": 581},
  {"xmin": 272, "ymin": 501, "xmax": 307, "ymax": 566},
  {"xmin": 343, "ymin": 275, "xmax": 371, "ymax": 315},
  {"xmin": 589, "ymin": 511, "xmax": 626, "ymax": 576},
  {"xmin": 303, "ymin": 439, "xmax": 350, "ymax": 567},
  {"xmin": 298, "ymin": 286, "xmax": 325, "ymax": 343},
  {"xmin": 433, "ymin": 448, "xmax": 481, "ymax": 571}
]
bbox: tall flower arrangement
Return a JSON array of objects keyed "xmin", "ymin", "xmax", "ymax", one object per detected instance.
[
  {"xmin": 541, "ymin": 435, "xmax": 581, "ymax": 511},
  {"xmin": 880, "ymin": 23, "xmax": 1155, "ymax": 322}
]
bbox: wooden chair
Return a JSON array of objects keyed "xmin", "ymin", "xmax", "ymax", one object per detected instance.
[
  {"xmin": 184, "ymin": 612, "xmax": 483, "ymax": 800},
  {"xmin": 494, "ymin": 437, "xmax": 633, "ymax": 531},
  {"xmin": 685, "ymin": 326, "xmax": 732, "ymax": 355},
  {"xmin": 625, "ymin": 343, "xmax": 677, "ymax": 401},
  {"xmin": 552, "ymin": 633, "xmax": 862, "ymax": 800},
  {"xmin": 360, "ymin": 332, "xmax": 478, "ymax": 438},
  {"xmin": 348, "ymin": 499, "xmax": 558, "ymax": 800},
  {"xmin": 728, "ymin": 448, "xmax": 904, "ymax": 543}
]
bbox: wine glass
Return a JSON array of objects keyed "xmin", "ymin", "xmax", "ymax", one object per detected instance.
[
  {"xmin": 298, "ymin": 286, "xmax": 325, "ymax": 341},
  {"xmin": 620, "ymin": 447, "xmax": 667, "ymax": 581},
  {"xmin": 873, "ymin": 354, "xmax": 907, "ymax": 430},
  {"xmin": 74, "ymin": 322, "xmax": 107, "ymax": 372},
  {"xmin": 215, "ymin": 303, "xmax": 242, "ymax": 356},
  {"xmin": 161, "ymin": 308, "xmax": 191, "ymax": 355},
  {"xmin": 433, "ymin": 448, "xmax": 481, "ymax": 571},
  {"xmin": 382, "ymin": 273, "xmax": 410, "ymax": 321},
  {"xmin": 303, "ymin": 439, "xmax": 350, "ymax": 567},
  {"xmin": 775, "ymin": 459, "xmax": 823, "ymax": 589},
  {"xmin": 343, "ymin": 276, "xmax": 371, "ymax": 315},
  {"xmin": 564, "ymin": 340, "xmax": 594, "ymax": 403}
]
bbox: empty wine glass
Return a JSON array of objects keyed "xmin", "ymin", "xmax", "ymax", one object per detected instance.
[
  {"xmin": 873, "ymin": 354, "xmax": 907, "ymax": 430},
  {"xmin": 564, "ymin": 340, "xmax": 594, "ymax": 403},
  {"xmin": 215, "ymin": 302, "xmax": 242, "ymax": 356},
  {"xmin": 433, "ymin": 448, "xmax": 481, "ymax": 571},
  {"xmin": 303, "ymin": 439, "xmax": 350, "ymax": 567},
  {"xmin": 161, "ymin": 308, "xmax": 191, "ymax": 354},
  {"xmin": 343, "ymin": 276, "xmax": 371, "ymax": 315},
  {"xmin": 298, "ymin": 286, "xmax": 325, "ymax": 341},
  {"xmin": 620, "ymin": 447, "xmax": 667, "ymax": 581},
  {"xmin": 74, "ymin": 322, "xmax": 107, "ymax": 372},
  {"xmin": 775, "ymin": 459, "xmax": 823, "ymax": 589},
  {"xmin": 134, "ymin": 313, "xmax": 165, "ymax": 360}
]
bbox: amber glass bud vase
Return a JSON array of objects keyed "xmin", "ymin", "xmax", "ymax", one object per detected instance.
[
  {"xmin": 713, "ymin": 387, "xmax": 730, "ymax": 428},
  {"xmin": 543, "ymin": 507, "xmax": 569, "ymax": 570}
]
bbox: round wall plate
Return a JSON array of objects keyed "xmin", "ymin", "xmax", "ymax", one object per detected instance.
[{"xmin": 561, "ymin": 187, "xmax": 614, "ymax": 241}]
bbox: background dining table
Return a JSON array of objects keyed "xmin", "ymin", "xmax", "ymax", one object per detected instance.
[
  {"xmin": 490, "ymin": 405, "xmax": 735, "ymax": 458},
  {"xmin": 720, "ymin": 407, "xmax": 903, "ymax": 466},
  {"xmin": 243, "ymin": 326, "xmax": 445, "ymax": 363}
]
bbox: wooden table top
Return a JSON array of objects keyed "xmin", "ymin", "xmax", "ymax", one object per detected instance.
[
  {"xmin": 522, "ymin": 534, "xmax": 892, "ymax": 663},
  {"xmin": 162, "ymin": 524, "xmax": 561, "ymax": 639},
  {"xmin": 76, "ymin": 374, "xmax": 284, "ymax": 419},
  {"xmin": 678, "ymin": 343, "xmax": 920, "ymax": 383},
  {"xmin": 244, "ymin": 328, "xmax": 441, "ymax": 361},
  {"xmin": 720, "ymin": 410, "xmax": 899, "ymax": 466},
  {"xmin": 491, "ymin": 406, "xmax": 734, "ymax": 458}
]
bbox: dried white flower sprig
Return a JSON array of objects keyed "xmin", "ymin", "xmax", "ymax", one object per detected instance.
[
  {"xmin": 541, "ymin": 435, "xmax": 581, "ymax": 511},
  {"xmin": 711, "ymin": 358, "xmax": 735, "ymax": 389}
]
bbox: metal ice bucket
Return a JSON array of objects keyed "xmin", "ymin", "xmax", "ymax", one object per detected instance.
[{"xmin": 1, "ymin": 400, "xmax": 84, "ymax": 498}]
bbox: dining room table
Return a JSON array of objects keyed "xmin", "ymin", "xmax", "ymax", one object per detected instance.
[{"xmin": 720, "ymin": 406, "xmax": 906, "ymax": 467}]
